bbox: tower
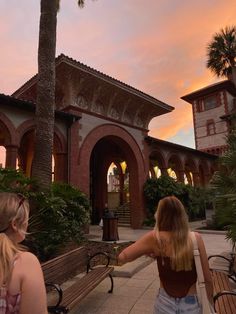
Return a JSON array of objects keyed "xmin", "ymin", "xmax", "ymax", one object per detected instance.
[{"xmin": 182, "ymin": 80, "xmax": 236, "ymax": 155}]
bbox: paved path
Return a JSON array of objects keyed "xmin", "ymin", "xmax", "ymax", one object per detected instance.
[{"xmin": 72, "ymin": 223, "xmax": 232, "ymax": 314}]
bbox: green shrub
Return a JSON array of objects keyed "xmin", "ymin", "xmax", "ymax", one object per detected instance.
[
  {"xmin": 211, "ymin": 127, "xmax": 236, "ymax": 247},
  {"xmin": 0, "ymin": 168, "xmax": 91, "ymax": 261},
  {"xmin": 0, "ymin": 168, "xmax": 34, "ymax": 195},
  {"xmin": 27, "ymin": 183, "xmax": 91, "ymax": 261},
  {"xmin": 143, "ymin": 175, "xmax": 210, "ymax": 226}
]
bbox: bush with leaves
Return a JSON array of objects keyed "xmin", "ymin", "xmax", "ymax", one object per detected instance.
[
  {"xmin": 143, "ymin": 175, "xmax": 209, "ymax": 226},
  {"xmin": 0, "ymin": 168, "xmax": 91, "ymax": 261},
  {"xmin": 0, "ymin": 168, "xmax": 34, "ymax": 195},
  {"xmin": 211, "ymin": 126, "xmax": 236, "ymax": 248},
  {"xmin": 27, "ymin": 183, "xmax": 91, "ymax": 261}
]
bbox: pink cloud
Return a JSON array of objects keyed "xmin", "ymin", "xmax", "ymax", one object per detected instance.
[{"xmin": 1, "ymin": 0, "xmax": 236, "ymax": 148}]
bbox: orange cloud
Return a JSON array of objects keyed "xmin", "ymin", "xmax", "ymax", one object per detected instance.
[{"xmin": 1, "ymin": 0, "xmax": 236, "ymax": 149}]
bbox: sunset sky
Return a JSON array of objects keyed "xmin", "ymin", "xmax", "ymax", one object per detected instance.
[{"xmin": 1, "ymin": 0, "xmax": 236, "ymax": 158}]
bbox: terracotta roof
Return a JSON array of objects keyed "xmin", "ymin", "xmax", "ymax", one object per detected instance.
[
  {"xmin": 0, "ymin": 93, "xmax": 80, "ymax": 122},
  {"xmin": 12, "ymin": 53, "xmax": 174, "ymax": 113},
  {"xmin": 145, "ymin": 136, "xmax": 218, "ymax": 159},
  {"xmin": 181, "ymin": 80, "xmax": 236, "ymax": 103}
]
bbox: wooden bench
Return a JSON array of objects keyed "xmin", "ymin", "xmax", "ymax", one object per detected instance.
[
  {"xmin": 208, "ymin": 253, "xmax": 236, "ymax": 313},
  {"xmin": 41, "ymin": 246, "xmax": 114, "ymax": 313}
]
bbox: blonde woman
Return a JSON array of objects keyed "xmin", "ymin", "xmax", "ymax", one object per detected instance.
[
  {"xmin": 118, "ymin": 196, "xmax": 213, "ymax": 313},
  {"xmin": 0, "ymin": 192, "xmax": 47, "ymax": 314}
]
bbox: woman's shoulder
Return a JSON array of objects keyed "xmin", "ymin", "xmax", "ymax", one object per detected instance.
[
  {"xmin": 191, "ymin": 231, "xmax": 202, "ymax": 239},
  {"xmin": 16, "ymin": 251, "xmax": 41, "ymax": 266}
]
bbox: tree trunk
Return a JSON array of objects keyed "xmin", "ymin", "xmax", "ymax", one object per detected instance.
[
  {"xmin": 31, "ymin": 0, "xmax": 58, "ymax": 189},
  {"xmin": 232, "ymin": 66, "xmax": 236, "ymax": 89}
]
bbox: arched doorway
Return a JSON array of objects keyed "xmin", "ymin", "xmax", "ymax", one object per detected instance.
[
  {"xmin": 90, "ymin": 137, "xmax": 131, "ymax": 225},
  {"xmin": 78, "ymin": 124, "xmax": 147, "ymax": 228}
]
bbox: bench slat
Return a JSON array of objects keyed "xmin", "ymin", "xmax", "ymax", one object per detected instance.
[
  {"xmin": 212, "ymin": 270, "xmax": 236, "ymax": 314},
  {"xmin": 42, "ymin": 247, "xmax": 87, "ymax": 284},
  {"xmin": 42, "ymin": 246, "xmax": 114, "ymax": 313},
  {"xmin": 60, "ymin": 267, "xmax": 114, "ymax": 310}
]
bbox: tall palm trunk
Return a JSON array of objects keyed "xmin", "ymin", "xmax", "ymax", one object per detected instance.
[
  {"xmin": 232, "ymin": 66, "xmax": 236, "ymax": 88},
  {"xmin": 31, "ymin": 0, "xmax": 58, "ymax": 189}
]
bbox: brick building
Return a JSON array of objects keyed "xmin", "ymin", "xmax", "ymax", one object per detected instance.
[
  {"xmin": 0, "ymin": 54, "xmax": 217, "ymax": 228},
  {"xmin": 182, "ymin": 80, "xmax": 236, "ymax": 156}
]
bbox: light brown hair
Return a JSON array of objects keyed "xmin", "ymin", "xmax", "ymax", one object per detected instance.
[
  {"xmin": 154, "ymin": 196, "xmax": 193, "ymax": 271},
  {"xmin": 0, "ymin": 192, "xmax": 29, "ymax": 285}
]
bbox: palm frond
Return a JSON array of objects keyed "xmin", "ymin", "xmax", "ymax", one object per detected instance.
[
  {"xmin": 206, "ymin": 25, "xmax": 236, "ymax": 78},
  {"xmin": 78, "ymin": 0, "xmax": 85, "ymax": 8}
]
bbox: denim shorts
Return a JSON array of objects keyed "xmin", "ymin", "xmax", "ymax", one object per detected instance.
[{"xmin": 154, "ymin": 288, "xmax": 202, "ymax": 314}]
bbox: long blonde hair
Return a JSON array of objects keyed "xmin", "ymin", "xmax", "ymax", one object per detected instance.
[
  {"xmin": 0, "ymin": 192, "xmax": 29, "ymax": 285},
  {"xmin": 154, "ymin": 196, "xmax": 193, "ymax": 271}
]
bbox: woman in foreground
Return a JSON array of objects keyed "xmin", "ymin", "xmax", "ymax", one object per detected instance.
[
  {"xmin": 0, "ymin": 192, "xmax": 47, "ymax": 314},
  {"xmin": 118, "ymin": 195, "xmax": 213, "ymax": 313}
]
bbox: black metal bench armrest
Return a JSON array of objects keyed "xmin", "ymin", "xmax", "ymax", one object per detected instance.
[
  {"xmin": 213, "ymin": 290, "xmax": 236, "ymax": 304},
  {"xmin": 87, "ymin": 251, "xmax": 111, "ymax": 272},
  {"xmin": 208, "ymin": 253, "xmax": 236, "ymax": 275},
  {"xmin": 47, "ymin": 306, "xmax": 69, "ymax": 314},
  {"xmin": 45, "ymin": 282, "xmax": 63, "ymax": 313},
  {"xmin": 208, "ymin": 254, "xmax": 232, "ymax": 263}
]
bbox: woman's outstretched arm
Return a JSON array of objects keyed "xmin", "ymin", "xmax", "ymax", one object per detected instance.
[{"xmin": 118, "ymin": 231, "xmax": 156, "ymax": 263}]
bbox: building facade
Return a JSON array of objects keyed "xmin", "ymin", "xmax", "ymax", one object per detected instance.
[
  {"xmin": 0, "ymin": 54, "xmax": 217, "ymax": 228},
  {"xmin": 182, "ymin": 80, "xmax": 236, "ymax": 156}
]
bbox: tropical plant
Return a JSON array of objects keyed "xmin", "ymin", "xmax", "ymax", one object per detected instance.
[
  {"xmin": 0, "ymin": 168, "xmax": 34, "ymax": 196},
  {"xmin": 206, "ymin": 26, "xmax": 236, "ymax": 84},
  {"xmin": 211, "ymin": 126, "xmax": 236, "ymax": 248},
  {"xmin": 143, "ymin": 176, "xmax": 208, "ymax": 226},
  {"xmin": 0, "ymin": 168, "xmax": 91, "ymax": 261},
  {"xmin": 32, "ymin": 0, "xmax": 94, "ymax": 189},
  {"xmin": 28, "ymin": 183, "xmax": 91, "ymax": 261}
]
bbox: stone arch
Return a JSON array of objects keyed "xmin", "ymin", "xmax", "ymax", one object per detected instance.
[
  {"xmin": 0, "ymin": 113, "xmax": 18, "ymax": 168},
  {"xmin": 78, "ymin": 124, "xmax": 147, "ymax": 228},
  {"xmin": 16, "ymin": 119, "xmax": 35, "ymax": 145},
  {"xmin": 149, "ymin": 150, "xmax": 167, "ymax": 178},
  {"xmin": 0, "ymin": 112, "xmax": 17, "ymax": 145},
  {"xmin": 17, "ymin": 120, "xmax": 68, "ymax": 181},
  {"xmin": 166, "ymin": 153, "xmax": 184, "ymax": 182},
  {"xmin": 183, "ymin": 157, "xmax": 198, "ymax": 186},
  {"xmin": 198, "ymin": 160, "xmax": 211, "ymax": 186},
  {"xmin": 53, "ymin": 126, "xmax": 67, "ymax": 182},
  {"xmin": 17, "ymin": 120, "xmax": 35, "ymax": 176}
]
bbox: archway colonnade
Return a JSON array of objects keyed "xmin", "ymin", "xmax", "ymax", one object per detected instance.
[{"xmin": 146, "ymin": 136, "xmax": 217, "ymax": 187}]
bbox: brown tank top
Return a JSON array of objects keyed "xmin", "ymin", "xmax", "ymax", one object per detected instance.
[{"xmin": 157, "ymin": 256, "xmax": 197, "ymax": 298}]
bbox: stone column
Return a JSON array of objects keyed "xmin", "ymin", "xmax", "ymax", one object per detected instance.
[
  {"xmin": 54, "ymin": 152, "xmax": 67, "ymax": 182},
  {"xmin": 68, "ymin": 119, "xmax": 80, "ymax": 187},
  {"xmin": 177, "ymin": 169, "xmax": 185, "ymax": 183},
  {"xmin": 5, "ymin": 145, "xmax": 18, "ymax": 169},
  {"xmin": 160, "ymin": 167, "xmax": 168, "ymax": 176},
  {"xmin": 192, "ymin": 171, "xmax": 200, "ymax": 187}
]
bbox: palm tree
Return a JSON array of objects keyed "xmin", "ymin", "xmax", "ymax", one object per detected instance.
[
  {"xmin": 31, "ymin": 0, "xmax": 87, "ymax": 189},
  {"xmin": 206, "ymin": 26, "xmax": 236, "ymax": 85}
]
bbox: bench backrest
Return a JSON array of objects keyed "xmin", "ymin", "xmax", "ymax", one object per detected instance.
[{"xmin": 41, "ymin": 247, "xmax": 88, "ymax": 285}]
